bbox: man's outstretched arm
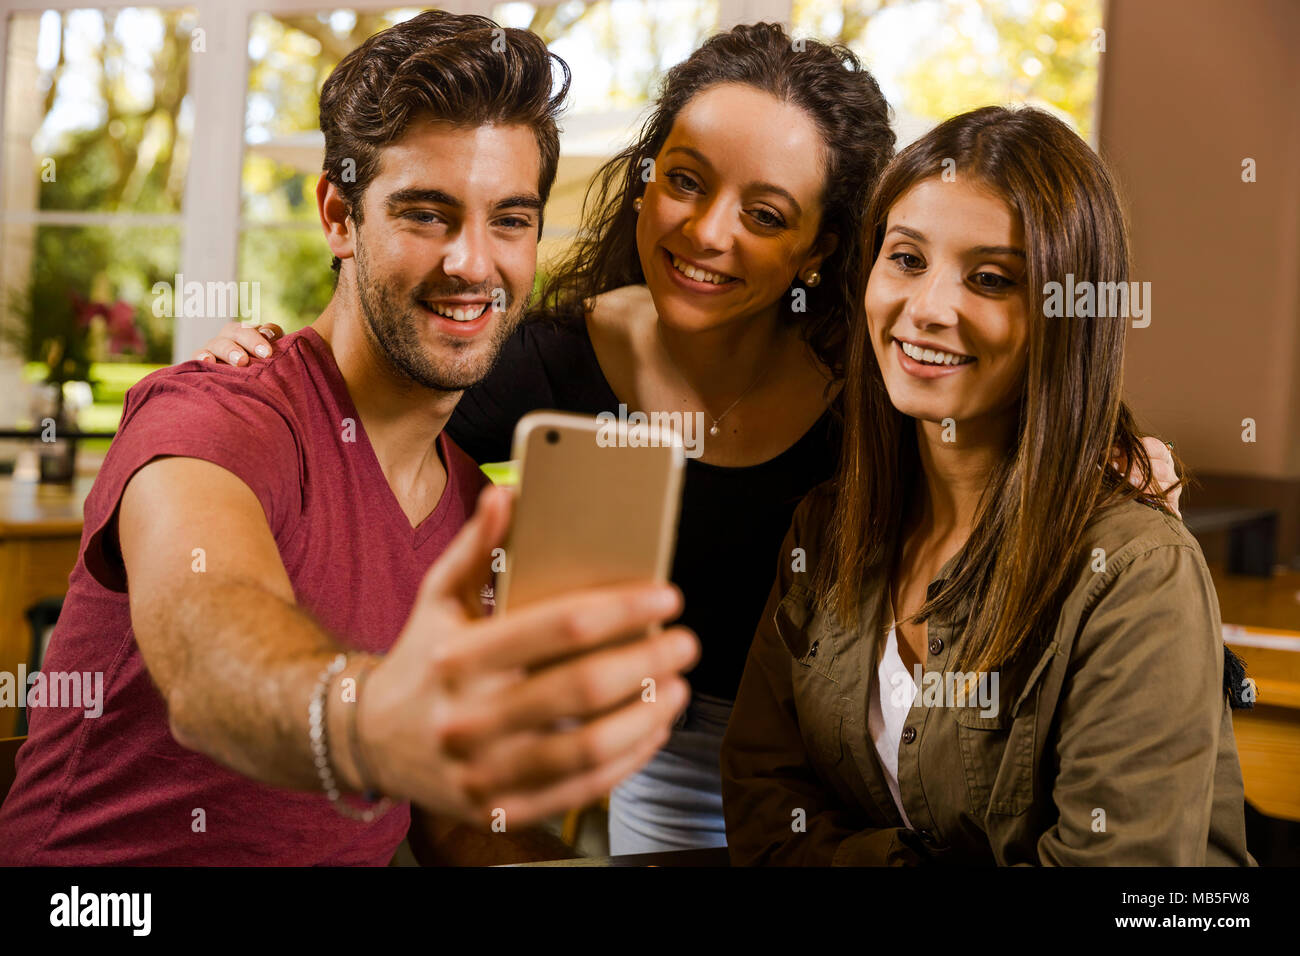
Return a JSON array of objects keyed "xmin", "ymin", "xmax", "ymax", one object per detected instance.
[
  {"xmin": 119, "ymin": 455, "xmax": 372, "ymax": 792},
  {"xmin": 117, "ymin": 456, "xmax": 699, "ymax": 828}
]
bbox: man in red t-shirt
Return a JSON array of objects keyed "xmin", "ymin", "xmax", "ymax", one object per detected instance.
[{"xmin": 0, "ymin": 11, "xmax": 696, "ymax": 866}]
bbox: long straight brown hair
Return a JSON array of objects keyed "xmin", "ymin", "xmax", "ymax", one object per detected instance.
[{"xmin": 816, "ymin": 105, "xmax": 1179, "ymax": 675}]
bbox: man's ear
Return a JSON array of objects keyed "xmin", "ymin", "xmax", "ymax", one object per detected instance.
[{"xmin": 318, "ymin": 177, "xmax": 355, "ymax": 264}]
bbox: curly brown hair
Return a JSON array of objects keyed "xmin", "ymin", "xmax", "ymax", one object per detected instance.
[
  {"xmin": 535, "ymin": 21, "xmax": 894, "ymax": 379},
  {"xmin": 318, "ymin": 10, "xmax": 571, "ymax": 272}
]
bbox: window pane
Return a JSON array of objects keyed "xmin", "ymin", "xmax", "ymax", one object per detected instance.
[
  {"xmin": 242, "ymin": 8, "xmax": 425, "ymax": 225},
  {"xmin": 2, "ymin": 222, "xmax": 180, "ymax": 367},
  {"xmin": 3, "ymin": 8, "xmax": 197, "ymax": 215},
  {"xmin": 491, "ymin": 0, "xmax": 719, "ymax": 259},
  {"xmin": 238, "ymin": 228, "xmax": 334, "ymax": 333},
  {"xmin": 792, "ymin": 0, "xmax": 1104, "ymax": 143},
  {"xmin": 492, "ymin": 0, "xmax": 720, "ymax": 115}
]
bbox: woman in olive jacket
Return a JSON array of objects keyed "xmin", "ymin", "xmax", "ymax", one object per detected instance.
[{"xmin": 721, "ymin": 106, "xmax": 1255, "ymax": 866}]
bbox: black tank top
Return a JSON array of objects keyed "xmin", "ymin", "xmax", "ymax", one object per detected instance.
[{"xmin": 446, "ymin": 314, "xmax": 840, "ymax": 700}]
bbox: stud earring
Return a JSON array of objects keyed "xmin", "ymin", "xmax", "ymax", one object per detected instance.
[
  {"xmin": 633, "ymin": 197, "xmax": 643, "ymax": 213},
  {"xmin": 804, "ymin": 270, "xmax": 821, "ymax": 288}
]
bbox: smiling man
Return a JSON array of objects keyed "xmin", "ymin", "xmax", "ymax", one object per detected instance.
[{"xmin": 0, "ymin": 11, "xmax": 698, "ymax": 866}]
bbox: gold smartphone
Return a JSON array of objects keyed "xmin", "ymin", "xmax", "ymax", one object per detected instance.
[{"xmin": 494, "ymin": 410, "xmax": 685, "ymax": 614}]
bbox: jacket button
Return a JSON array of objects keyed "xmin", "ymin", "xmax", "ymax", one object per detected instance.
[
  {"xmin": 808, "ymin": 640, "xmax": 819, "ymax": 658},
  {"xmin": 928, "ymin": 637, "xmax": 943, "ymax": 655},
  {"xmin": 901, "ymin": 726, "xmax": 916, "ymax": 744},
  {"xmin": 918, "ymin": 829, "xmax": 936, "ymax": 845}
]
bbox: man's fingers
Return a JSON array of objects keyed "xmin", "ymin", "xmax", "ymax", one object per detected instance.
[
  {"xmin": 458, "ymin": 677, "xmax": 690, "ymax": 798},
  {"xmin": 487, "ymin": 722, "xmax": 671, "ymax": 829},
  {"xmin": 441, "ymin": 626, "xmax": 698, "ymax": 747},
  {"xmin": 457, "ymin": 486, "xmax": 513, "ymax": 618},
  {"xmin": 419, "ymin": 485, "xmax": 511, "ymax": 611},
  {"xmin": 439, "ymin": 583, "xmax": 683, "ymax": 679}
]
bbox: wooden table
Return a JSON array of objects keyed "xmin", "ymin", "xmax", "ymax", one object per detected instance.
[
  {"xmin": 0, "ymin": 475, "xmax": 93, "ymax": 737},
  {"xmin": 1209, "ymin": 563, "xmax": 1300, "ymax": 822}
]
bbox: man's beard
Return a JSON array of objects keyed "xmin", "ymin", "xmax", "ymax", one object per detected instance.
[{"xmin": 352, "ymin": 231, "xmax": 525, "ymax": 392}]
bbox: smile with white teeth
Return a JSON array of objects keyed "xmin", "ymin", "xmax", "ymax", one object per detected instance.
[
  {"xmin": 427, "ymin": 302, "xmax": 488, "ymax": 322},
  {"xmin": 900, "ymin": 340, "xmax": 975, "ymax": 366},
  {"xmin": 670, "ymin": 254, "xmax": 733, "ymax": 286}
]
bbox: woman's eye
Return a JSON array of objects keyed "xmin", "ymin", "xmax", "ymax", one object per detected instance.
[
  {"xmin": 667, "ymin": 172, "xmax": 702, "ymax": 193},
  {"xmin": 972, "ymin": 271, "xmax": 1015, "ymax": 291},
  {"xmin": 887, "ymin": 252, "xmax": 923, "ymax": 271},
  {"xmin": 495, "ymin": 216, "xmax": 531, "ymax": 230},
  {"xmin": 749, "ymin": 207, "xmax": 787, "ymax": 229}
]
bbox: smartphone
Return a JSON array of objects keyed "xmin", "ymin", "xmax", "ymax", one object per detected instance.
[{"xmin": 494, "ymin": 410, "xmax": 685, "ymax": 614}]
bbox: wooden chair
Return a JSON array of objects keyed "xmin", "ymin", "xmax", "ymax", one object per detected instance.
[{"xmin": 0, "ymin": 736, "xmax": 26, "ymax": 806}]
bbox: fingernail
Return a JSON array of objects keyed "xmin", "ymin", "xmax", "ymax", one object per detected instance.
[
  {"xmin": 649, "ymin": 588, "xmax": 678, "ymax": 614},
  {"xmin": 229, "ymin": 350, "xmax": 243, "ymax": 365},
  {"xmin": 256, "ymin": 345, "xmax": 271, "ymax": 357},
  {"xmin": 198, "ymin": 352, "xmax": 211, "ymax": 361}
]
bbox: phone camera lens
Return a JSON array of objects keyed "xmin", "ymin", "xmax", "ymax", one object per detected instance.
[{"xmin": 545, "ymin": 429, "xmax": 560, "ymax": 445}]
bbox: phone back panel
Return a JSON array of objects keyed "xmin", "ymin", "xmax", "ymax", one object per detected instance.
[{"xmin": 495, "ymin": 411, "xmax": 684, "ymax": 613}]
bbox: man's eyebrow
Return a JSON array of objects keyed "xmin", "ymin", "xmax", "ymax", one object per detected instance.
[
  {"xmin": 663, "ymin": 145, "xmax": 803, "ymax": 217},
  {"xmin": 385, "ymin": 188, "xmax": 461, "ymax": 212},
  {"xmin": 383, "ymin": 188, "xmax": 541, "ymax": 214},
  {"xmin": 493, "ymin": 195, "xmax": 543, "ymax": 213}
]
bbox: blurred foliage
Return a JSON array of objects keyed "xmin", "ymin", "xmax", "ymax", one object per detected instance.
[
  {"xmin": 793, "ymin": 0, "xmax": 1102, "ymax": 138},
  {"xmin": 238, "ymin": 229, "xmax": 337, "ymax": 335},
  {"xmin": 5, "ymin": 223, "xmax": 180, "ymax": 370},
  {"xmin": 5, "ymin": 8, "xmax": 195, "ymax": 365},
  {"xmin": 241, "ymin": 10, "xmax": 417, "ymax": 329},
  {"xmin": 8, "ymin": 1, "xmax": 1101, "ymax": 352}
]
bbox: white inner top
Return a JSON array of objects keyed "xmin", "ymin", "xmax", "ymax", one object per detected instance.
[{"xmin": 868, "ymin": 612, "xmax": 916, "ymax": 830}]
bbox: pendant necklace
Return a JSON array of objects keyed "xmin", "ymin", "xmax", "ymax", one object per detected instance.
[{"xmin": 657, "ymin": 324, "xmax": 775, "ymax": 437}]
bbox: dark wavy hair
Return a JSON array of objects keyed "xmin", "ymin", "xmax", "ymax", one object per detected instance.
[
  {"xmin": 818, "ymin": 105, "xmax": 1179, "ymax": 675},
  {"xmin": 318, "ymin": 10, "xmax": 570, "ymax": 272},
  {"xmin": 535, "ymin": 22, "xmax": 894, "ymax": 379}
]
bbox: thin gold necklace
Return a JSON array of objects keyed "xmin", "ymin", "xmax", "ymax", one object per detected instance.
[{"xmin": 655, "ymin": 324, "xmax": 777, "ymax": 437}]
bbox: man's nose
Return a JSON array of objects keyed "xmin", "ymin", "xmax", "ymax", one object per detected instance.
[{"xmin": 442, "ymin": 220, "xmax": 494, "ymax": 286}]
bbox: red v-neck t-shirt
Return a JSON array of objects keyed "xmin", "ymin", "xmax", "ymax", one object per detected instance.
[{"xmin": 0, "ymin": 326, "xmax": 488, "ymax": 865}]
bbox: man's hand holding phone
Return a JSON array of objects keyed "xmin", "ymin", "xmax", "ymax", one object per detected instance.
[{"xmin": 353, "ymin": 485, "xmax": 698, "ymax": 829}]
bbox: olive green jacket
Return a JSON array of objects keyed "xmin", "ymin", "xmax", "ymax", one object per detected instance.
[{"xmin": 721, "ymin": 484, "xmax": 1256, "ymax": 866}]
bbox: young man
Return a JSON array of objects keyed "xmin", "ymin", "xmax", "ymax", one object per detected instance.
[{"xmin": 0, "ymin": 11, "xmax": 698, "ymax": 866}]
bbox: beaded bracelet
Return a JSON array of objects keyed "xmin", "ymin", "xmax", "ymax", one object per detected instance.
[{"xmin": 309, "ymin": 653, "xmax": 393, "ymax": 822}]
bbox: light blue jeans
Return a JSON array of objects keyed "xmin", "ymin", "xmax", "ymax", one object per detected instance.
[{"xmin": 607, "ymin": 691, "xmax": 733, "ymax": 855}]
